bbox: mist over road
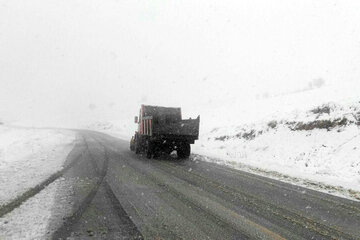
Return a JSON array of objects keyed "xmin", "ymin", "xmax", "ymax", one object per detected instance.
[{"xmin": 52, "ymin": 130, "xmax": 360, "ymax": 239}]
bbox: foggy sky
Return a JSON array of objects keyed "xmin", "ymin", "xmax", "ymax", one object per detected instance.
[{"xmin": 1, "ymin": 0, "xmax": 360, "ymax": 127}]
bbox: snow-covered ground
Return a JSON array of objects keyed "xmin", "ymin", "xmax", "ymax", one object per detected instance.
[
  {"xmin": 193, "ymin": 100, "xmax": 360, "ymax": 200},
  {"xmin": 0, "ymin": 177, "xmax": 75, "ymax": 240},
  {"xmin": 86, "ymin": 120, "xmax": 131, "ymax": 140},
  {"xmin": 0, "ymin": 126, "xmax": 76, "ymax": 206},
  {"xmin": 0, "ymin": 125, "xmax": 77, "ymax": 239}
]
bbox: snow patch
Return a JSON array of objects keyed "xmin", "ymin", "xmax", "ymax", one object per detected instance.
[
  {"xmin": 0, "ymin": 126, "xmax": 76, "ymax": 206},
  {"xmin": 0, "ymin": 177, "xmax": 75, "ymax": 240},
  {"xmin": 86, "ymin": 120, "xmax": 131, "ymax": 140},
  {"xmin": 193, "ymin": 101, "xmax": 360, "ymax": 200}
]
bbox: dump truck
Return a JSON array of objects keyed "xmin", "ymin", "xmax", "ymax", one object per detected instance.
[{"xmin": 130, "ymin": 105, "xmax": 200, "ymax": 159}]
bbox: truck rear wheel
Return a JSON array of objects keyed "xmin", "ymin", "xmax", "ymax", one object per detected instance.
[
  {"xmin": 145, "ymin": 140, "xmax": 153, "ymax": 159},
  {"xmin": 177, "ymin": 143, "xmax": 190, "ymax": 159},
  {"xmin": 130, "ymin": 139, "xmax": 135, "ymax": 151},
  {"xmin": 135, "ymin": 139, "xmax": 140, "ymax": 154}
]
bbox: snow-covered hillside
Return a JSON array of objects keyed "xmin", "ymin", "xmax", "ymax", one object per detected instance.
[
  {"xmin": 86, "ymin": 120, "xmax": 132, "ymax": 139},
  {"xmin": 193, "ymin": 101, "xmax": 360, "ymax": 200}
]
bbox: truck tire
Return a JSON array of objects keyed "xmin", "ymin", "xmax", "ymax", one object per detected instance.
[
  {"xmin": 177, "ymin": 143, "xmax": 190, "ymax": 159},
  {"xmin": 153, "ymin": 149, "xmax": 160, "ymax": 159},
  {"xmin": 135, "ymin": 139, "xmax": 140, "ymax": 154},
  {"xmin": 145, "ymin": 140, "xmax": 153, "ymax": 159}
]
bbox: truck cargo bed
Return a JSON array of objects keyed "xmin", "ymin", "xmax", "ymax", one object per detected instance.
[{"xmin": 153, "ymin": 117, "xmax": 200, "ymax": 139}]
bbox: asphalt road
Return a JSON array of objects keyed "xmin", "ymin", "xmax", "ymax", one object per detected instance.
[{"xmin": 51, "ymin": 130, "xmax": 360, "ymax": 240}]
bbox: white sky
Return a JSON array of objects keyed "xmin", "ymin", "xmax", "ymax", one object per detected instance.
[{"xmin": 1, "ymin": 0, "xmax": 360, "ymax": 127}]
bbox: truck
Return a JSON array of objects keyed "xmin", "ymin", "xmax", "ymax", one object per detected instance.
[{"xmin": 130, "ymin": 105, "xmax": 200, "ymax": 159}]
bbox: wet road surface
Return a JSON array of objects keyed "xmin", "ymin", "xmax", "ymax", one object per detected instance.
[{"xmin": 51, "ymin": 130, "xmax": 360, "ymax": 239}]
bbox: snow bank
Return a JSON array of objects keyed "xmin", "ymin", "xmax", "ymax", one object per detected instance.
[
  {"xmin": 193, "ymin": 101, "xmax": 360, "ymax": 199},
  {"xmin": 86, "ymin": 120, "xmax": 131, "ymax": 140},
  {"xmin": 0, "ymin": 126, "xmax": 76, "ymax": 206},
  {"xmin": 0, "ymin": 177, "xmax": 74, "ymax": 240}
]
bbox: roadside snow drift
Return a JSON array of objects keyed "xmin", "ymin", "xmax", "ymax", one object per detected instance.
[
  {"xmin": 86, "ymin": 120, "xmax": 131, "ymax": 140},
  {"xmin": 0, "ymin": 177, "xmax": 74, "ymax": 240},
  {"xmin": 0, "ymin": 126, "xmax": 76, "ymax": 206},
  {"xmin": 193, "ymin": 101, "xmax": 360, "ymax": 199}
]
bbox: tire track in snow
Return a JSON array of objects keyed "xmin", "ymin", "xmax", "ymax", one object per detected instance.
[
  {"xmin": 52, "ymin": 137, "xmax": 109, "ymax": 239},
  {"xmin": 0, "ymin": 144, "xmax": 84, "ymax": 218},
  {"xmin": 52, "ymin": 136, "xmax": 143, "ymax": 239}
]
